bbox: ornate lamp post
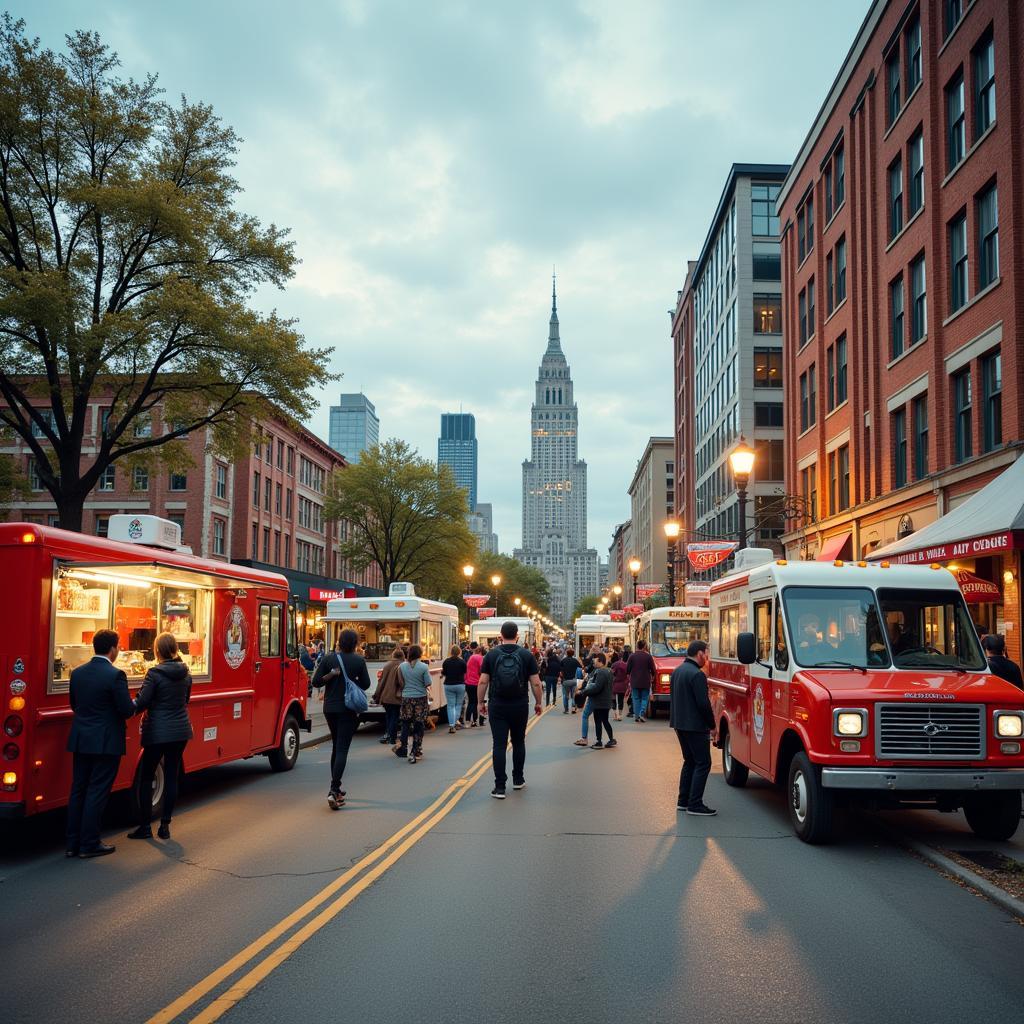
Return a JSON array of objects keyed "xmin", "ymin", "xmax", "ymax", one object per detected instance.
[
  {"xmin": 490, "ymin": 573, "xmax": 502, "ymax": 615},
  {"xmin": 663, "ymin": 520, "xmax": 681, "ymax": 605},
  {"xmin": 729, "ymin": 437, "xmax": 756, "ymax": 551},
  {"xmin": 628, "ymin": 558, "xmax": 642, "ymax": 605},
  {"xmin": 462, "ymin": 563, "xmax": 474, "ymax": 630}
]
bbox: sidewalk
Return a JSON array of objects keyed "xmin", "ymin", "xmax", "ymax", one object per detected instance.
[{"xmin": 302, "ymin": 705, "xmax": 332, "ymax": 748}]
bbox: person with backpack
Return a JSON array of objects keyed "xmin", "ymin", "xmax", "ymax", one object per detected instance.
[
  {"xmin": 559, "ymin": 650, "xmax": 582, "ymax": 714},
  {"xmin": 542, "ymin": 647, "xmax": 561, "ymax": 707},
  {"xmin": 311, "ymin": 629, "xmax": 371, "ymax": 810},
  {"xmin": 395, "ymin": 645, "xmax": 433, "ymax": 764},
  {"xmin": 478, "ymin": 621, "xmax": 543, "ymax": 799},
  {"xmin": 580, "ymin": 652, "xmax": 616, "ymax": 749}
]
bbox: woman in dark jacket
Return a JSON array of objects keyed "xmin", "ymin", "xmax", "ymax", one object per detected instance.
[
  {"xmin": 312, "ymin": 629, "xmax": 371, "ymax": 809},
  {"xmin": 610, "ymin": 651, "xmax": 629, "ymax": 721},
  {"xmin": 542, "ymin": 649, "xmax": 561, "ymax": 707},
  {"xmin": 372, "ymin": 647, "xmax": 406, "ymax": 745},
  {"xmin": 128, "ymin": 632, "xmax": 194, "ymax": 840},
  {"xmin": 580, "ymin": 652, "xmax": 616, "ymax": 749}
]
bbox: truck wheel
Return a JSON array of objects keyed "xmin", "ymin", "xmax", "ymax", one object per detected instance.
[
  {"xmin": 963, "ymin": 791, "xmax": 1021, "ymax": 841},
  {"xmin": 722, "ymin": 729, "xmax": 749, "ymax": 788},
  {"xmin": 268, "ymin": 715, "xmax": 301, "ymax": 772},
  {"xmin": 788, "ymin": 751, "xmax": 834, "ymax": 844},
  {"xmin": 130, "ymin": 759, "xmax": 165, "ymax": 822}
]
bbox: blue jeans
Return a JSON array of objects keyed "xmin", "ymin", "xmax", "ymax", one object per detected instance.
[
  {"xmin": 544, "ymin": 677, "xmax": 558, "ymax": 704},
  {"xmin": 632, "ymin": 688, "xmax": 650, "ymax": 718},
  {"xmin": 562, "ymin": 681, "xmax": 577, "ymax": 712},
  {"xmin": 383, "ymin": 703, "xmax": 400, "ymax": 741},
  {"xmin": 581, "ymin": 698, "xmax": 592, "ymax": 739},
  {"xmin": 444, "ymin": 684, "xmax": 466, "ymax": 727}
]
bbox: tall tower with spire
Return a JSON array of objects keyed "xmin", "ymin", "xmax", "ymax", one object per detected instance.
[{"xmin": 514, "ymin": 275, "xmax": 599, "ymax": 623}]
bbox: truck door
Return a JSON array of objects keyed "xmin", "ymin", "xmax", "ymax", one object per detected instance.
[
  {"xmin": 252, "ymin": 600, "xmax": 284, "ymax": 749},
  {"xmin": 749, "ymin": 593, "xmax": 775, "ymax": 774}
]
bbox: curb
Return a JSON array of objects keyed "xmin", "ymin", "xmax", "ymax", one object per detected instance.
[{"xmin": 300, "ymin": 730, "xmax": 331, "ymax": 750}]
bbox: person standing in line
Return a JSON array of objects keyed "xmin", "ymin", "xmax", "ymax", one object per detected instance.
[
  {"xmin": 625, "ymin": 639, "xmax": 657, "ymax": 723},
  {"xmin": 463, "ymin": 640, "xmax": 478, "ymax": 664},
  {"xmin": 442, "ymin": 644, "xmax": 468, "ymax": 734},
  {"xmin": 542, "ymin": 647, "xmax": 561, "ymax": 707},
  {"xmin": 396, "ymin": 644, "xmax": 432, "ymax": 763},
  {"xmin": 127, "ymin": 632, "xmax": 193, "ymax": 841},
  {"xmin": 984, "ymin": 634, "xmax": 1024, "ymax": 690},
  {"xmin": 312, "ymin": 629, "xmax": 371, "ymax": 809},
  {"xmin": 580, "ymin": 652, "xmax": 617, "ymax": 749},
  {"xmin": 610, "ymin": 650, "xmax": 629, "ymax": 721},
  {"xmin": 478, "ymin": 621, "xmax": 543, "ymax": 799},
  {"xmin": 559, "ymin": 649, "xmax": 582, "ymax": 714},
  {"xmin": 464, "ymin": 643, "xmax": 484, "ymax": 726},
  {"xmin": 670, "ymin": 640, "xmax": 716, "ymax": 816},
  {"xmin": 65, "ymin": 629, "xmax": 136, "ymax": 858},
  {"xmin": 573, "ymin": 663, "xmax": 593, "ymax": 747},
  {"xmin": 372, "ymin": 647, "xmax": 405, "ymax": 745}
]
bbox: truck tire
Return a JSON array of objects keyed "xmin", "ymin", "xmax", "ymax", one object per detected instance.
[
  {"xmin": 268, "ymin": 714, "xmax": 301, "ymax": 772},
  {"xmin": 788, "ymin": 751, "xmax": 834, "ymax": 844},
  {"xmin": 963, "ymin": 791, "xmax": 1021, "ymax": 841},
  {"xmin": 130, "ymin": 758, "xmax": 165, "ymax": 822},
  {"xmin": 722, "ymin": 729, "xmax": 749, "ymax": 788}
]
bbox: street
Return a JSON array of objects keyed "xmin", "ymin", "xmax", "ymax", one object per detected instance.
[{"xmin": 3, "ymin": 707, "xmax": 1023, "ymax": 1024}]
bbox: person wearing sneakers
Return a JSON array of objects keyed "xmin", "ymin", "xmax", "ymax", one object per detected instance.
[
  {"xmin": 580, "ymin": 652, "xmax": 616, "ymax": 749},
  {"xmin": 559, "ymin": 650, "xmax": 582, "ymax": 714},
  {"xmin": 464, "ymin": 643, "xmax": 484, "ymax": 726},
  {"xmin": 478, "ymin": 620, "xmax": 543, "ymax": 799},
  {"xmin": 625, "ymin": 640, "xmax": 657, "ymax": 722},
  {"xmin": 396, "ymin": 645, "xmax": 432, "ymax": 764},
  {"xmin": 610, "ymin": 650, "xmax": 629, "ymax": 721},
  {"xmin": 670, "ymin": 640, "xmax": 716, "ymax": 816}
]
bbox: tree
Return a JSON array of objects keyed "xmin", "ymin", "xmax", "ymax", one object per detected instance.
[
  {"xmin": 463, "ymin": 551, "xmax": 551, "ymax": 619},
  {"xmin": 326, "ymin": 439, "xmax": 476, "ymax": 597},
  {"xmin": 0, "ymin": 19, "xmax": 329, "ymax": 529},
  {"xmin": 570, "ymin": 595, "xmax": 600, "ymax": 622}
]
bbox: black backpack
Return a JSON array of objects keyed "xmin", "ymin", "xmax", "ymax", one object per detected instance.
[{"xmin": 491, "ymin": 647, "xmax": 527, "ymax": 700}]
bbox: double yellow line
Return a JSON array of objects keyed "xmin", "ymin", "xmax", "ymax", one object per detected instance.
[{"xmin": 149, "ymin": 707, "xmax": 550, "ymax": 1024}]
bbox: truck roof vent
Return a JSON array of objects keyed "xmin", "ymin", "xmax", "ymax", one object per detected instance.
[
  {"xmin": 733, "ymin": 548, "xmax": 775, "ymax": 572},
  {"xmin": 389, "ymin": 582, "xmax": 417, "ymax": 597},
  {"xmin": 107, "ymin": 514, "xmax": 191, "ymax": 554}
]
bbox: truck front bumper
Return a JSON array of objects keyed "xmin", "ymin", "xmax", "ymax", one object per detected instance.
[{"xmin": 821, "ymin": 767, "xmax": 1024, "ymax": 791}]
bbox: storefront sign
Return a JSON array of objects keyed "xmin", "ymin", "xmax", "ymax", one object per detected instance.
[
  {"xmin": 476, "ymin": 607, "xmax": 497, "ymax": 618},
  {"xmin": 636, "ymin": 584, "xmax": 663, "ymax": 599},
  {"xmin": 463, "ymin": 594, "xmax": 491, "ymax": 608},
  {"xmin": 309, "ymin": 587, "xmax": 356, "ymax": 602},
  {"xmin": 952, "ymin": 568, "xmax": 1002, "ymax": 604},
  {"xmin": 686, "ymin": 541, "xmax": 738, "ymax": 570},
  {"xmin": 886, "ymin": 531, "xmax": 1018, "ymax": 565},
  {"xmin": 684, "ymin": 583, "xmax": 711, "ymax": 606}
]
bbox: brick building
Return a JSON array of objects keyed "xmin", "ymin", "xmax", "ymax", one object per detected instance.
[{"xmin": 777, "ymin": 0, "xmax": 1023, "ymax": 654}]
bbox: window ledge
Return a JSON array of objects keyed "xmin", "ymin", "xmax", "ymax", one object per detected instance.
[
  {"xmin": 824, "ymin": 298, "xmax": 848, "ymax": 327},
  {"xmin": 937, "ymin": 1, "xmax": 977, "ymax": 58},
  {"xmin": 823, "ymin": 200, "xmax": 846, "ymax": 233},
  {"xmin": 885, "ymin": 204, "xmax": 925, "ymax": 253},
  {"xmin": 886, "ymin": 336, "xmax": 927, "ymax": 370},
  {"xmin": 882, "ymin": 80, "xmax": 923, "ymax": 142},
  {"xmin": 941, "ymin": 120, "xmax": 997, "ymax": 190},
  {"xmin": 797, "ymin": 250, "xmax": 814, "ymax": 273},
  {"xmin": 796, "ymin": 333, "xmax": 816, "ymax": 355},
  {"xmin": 798, "ymin": 424, "xmax": 817, "ymax": 441},
  {"xmin": 825, "ymin": 399, "xmax": 849, "ymax": 421},
  {"xmin": 943, "ymin": 277, "xmax": 1001, "ymax": 327}
]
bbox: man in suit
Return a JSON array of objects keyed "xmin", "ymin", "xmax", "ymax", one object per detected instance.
[
  {"xmin": 669, "ymin": 639, "xmax": 716, "ymax": 816},
  {"xmin": 66, "ymin": 629, "xmax": 136, "ymax": 858}
]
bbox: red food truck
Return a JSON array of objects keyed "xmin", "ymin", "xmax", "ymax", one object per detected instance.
[
  {"xmin": 707, "ymin": 549, "xmax": 1024, "ymax": 843},
  {"xmin": 0, "ymin": 516, "xmax": 310, "ymax": 821},
  {"xmin": 629, "ymin": 606, "xmax": 710, "ymax": 716}
]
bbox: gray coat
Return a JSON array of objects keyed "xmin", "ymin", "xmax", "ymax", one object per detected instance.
[
  {"xmin": 134, "ymin": 659, "xmax": 194, "ymax": 746},
  {"xmin": 669, "ymin": 658, "xmax": 714, "ymax": 732},
  {"xmin": 582, "ymin": 667, "xmax": 614, "ymax": 709}
]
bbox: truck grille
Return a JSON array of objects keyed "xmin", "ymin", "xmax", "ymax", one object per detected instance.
[{"xmin": 875, "ymin": 703, "xmax": 985, "ymax": 761}]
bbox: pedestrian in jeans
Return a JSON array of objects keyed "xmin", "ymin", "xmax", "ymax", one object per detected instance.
[
  {"xmin": 580, "ymin": 652, "xmax": 616, "ymax": 749},
  {"xmin": 610, "ymin": 651, "xmax": 629, "ymax": 721},
  {"xmin": 372, "ymin": 647, "xmax": 405, "ymax": 745},
  {"xmin": 573, "ymin": 666, "xmax": 593, "ymax": 747},
  {"xmin": 669, "ymin": 640, "xmax": 716, "ymax": 816},
  {"xmin": 465, "ymin": 645, "xmax": 484, "ymax": 725},
  {"xmin": 396, "ymin": 645, "xmax": 432, "ymax": 763},
  {"xmin": 128, "ymin": 632, "xmax": 193, "ymax": 841},
  {"xmin": 441, "ymin": 645, "xmax": 468, "ymax": 734},
  {"xmin": 625, "ymin": 640, "xmax": 657, "ymax": 722},
  {"xmin": 559, "ymin": 651, "xmax": 582, "ymax": 714},
  {"xmin": 478, "ymin": 621, "xmax": 543, "ymax": 799},
  {"xmin": 542, "ymin": 648, "xmax": 561, "ymax": 707},
  {"xmin": 312, "ymin": 629, "xmax": 372, "ymax": 810}
]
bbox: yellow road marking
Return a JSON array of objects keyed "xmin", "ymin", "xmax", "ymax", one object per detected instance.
[{"xmin": 148, "ymin": 706, "xmax": 551, "ymax": 1024}]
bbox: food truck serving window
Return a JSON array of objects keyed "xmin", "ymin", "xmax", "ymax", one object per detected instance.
[
  {"xmin": 51, "ymin": 566, "xmax": 213, "ymax": 692},
  {"xmin": 783, "ymin": 586, "xmax": 883, "ymax": 669}
]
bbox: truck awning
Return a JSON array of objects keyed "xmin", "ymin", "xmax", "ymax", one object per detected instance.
[
  {"xmin": 60, "ymin": 560, "xmax": 285, "ymax": 591},
  {"xmin": 817, "ymin": 532, "xmax": 852, "ymax": 562}
]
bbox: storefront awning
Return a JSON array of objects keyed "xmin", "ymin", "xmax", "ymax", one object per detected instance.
[
  {"xmin": 869, "ymin": 455, "xmax": 1024, "ymax": 565},
  {"xmin": 953, "ymin": 568, "xmax": 1002, "ymax": 604},
  {"xmin": 817, "ymin": 532, "xmax": 852, "ymax": 562}
]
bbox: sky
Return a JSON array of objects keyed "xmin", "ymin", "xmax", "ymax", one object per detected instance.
[{"xmin": 14, "ymin": 0, "xmax": 868, "ymax": 556}]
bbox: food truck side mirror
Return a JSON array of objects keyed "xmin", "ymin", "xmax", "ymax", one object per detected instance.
[{"xmin": 736, "ymin": 632, "xmax": 757, "ymax": 665}]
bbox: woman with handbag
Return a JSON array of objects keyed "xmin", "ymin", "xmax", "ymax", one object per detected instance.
[
  {"xmin": 580, "ymin": 652, "xmax": 616, "ymax": 749},
  {"xmin": 311, "ymin": 629, "xmax": 371, "ymax": 809},
  {"xmin": 395, "ymin": 644, "xmax": 432, "ymax": 764}
]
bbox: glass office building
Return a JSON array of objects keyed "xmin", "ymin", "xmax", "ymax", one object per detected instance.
[{"xmin": 328, "ymin": 394, "xmax": 379, "ymax": 464}]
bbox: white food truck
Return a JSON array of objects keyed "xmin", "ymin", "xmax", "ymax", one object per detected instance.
[
  {"xmin": 470, "ymin": 616, "xmax": 539, "ymax": 649},
  {"xmin": 574, "ymin": 614, "xmax": 630, "ymax": 657}
]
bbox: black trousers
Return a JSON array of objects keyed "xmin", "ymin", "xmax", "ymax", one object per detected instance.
[
  {"xmin": 544, "ymin": 677, "xmax": 558, "ymax": 704},
  {"xmin": 325, "ymin": 712, "xmax": 359, "ymax": 790},
  {"xmin": 593, "ymin": 707, "xmax": 614, "ymax": 742},
  {"xmin": 464, "ymin": 686, "xmax": 479, "ymax": 724},
  {"xmin": 489, "ymin": 703, "xmax": 529, "ymax": 787},
  {"xmin": 138, "ymin": 740, "xmax": 188, "ymax": 826},
  {"xmin": 676, "ymin": 729, "xmax": 712, "ymax": 808},
  {"xmin": 66, "ymin": 752, "xmax": 121, "ymax": 852}
]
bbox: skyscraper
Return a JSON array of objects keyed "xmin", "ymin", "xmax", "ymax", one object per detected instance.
[
  {"xmin": 437, "ymin": 413, "xmax": 478, "ymax": 511},
  {"xmin": 514, "ymin": 277, "xmax": 599, "ymax": 623},
  {"xmin": 328, "ymin": 394, "xmax": 379, "ymax": 464}
]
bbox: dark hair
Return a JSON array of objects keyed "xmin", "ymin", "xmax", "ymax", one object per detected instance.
[
  {"xmin": 392, "ymin": 646, "xmax": 406, "ymax": 660},
  {"xmin": 593, "ymin": 652, "xmax": 607, "ymax": 666},
  {"xmin": 636, "ymin": 639, "xmax": 647, "ymax": 650},
  {"xmin": 93, "ymin": 628, "xmax": 119, "ymax": 656},
  {"xmin": 408, "ymin": 644, "xmax": 423, "ymax": 661},
  {"xmin": 339, "ymin": 629, "xmax": 359, "ymax": 654},
  {"xmin": 500, "ymin": 620, "xmax": 518, "ymax": 640},
  {"xmin": 687, "ymin": 639, "xmax": 708, "ymax": 658},
  {"xmin": 469, "ymin": 641, "xmax": 478, "ymax": 650},
  {"xmin": 983, "ymin": 633, "xmax": 1006, "ymax": 655}
]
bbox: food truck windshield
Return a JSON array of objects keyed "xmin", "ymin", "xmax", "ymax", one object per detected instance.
[
  {"xmin": 649, "ymin": 619, "xmax": 704, "ymax": 657},
  {"xmin": 334, "ymin": 619, "xmax": 443, "ymax": 662}
]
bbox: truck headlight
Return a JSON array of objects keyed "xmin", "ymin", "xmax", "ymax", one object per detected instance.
[
  {"xmin": 994, "ymin": 711, "xmax": 1024, "ymax": 738},
  {"xmin": 833, "ymin": 708, "xmax": 867, "ymax": 737}
]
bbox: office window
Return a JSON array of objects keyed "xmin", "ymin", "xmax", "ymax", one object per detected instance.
[
  {"xmin": 264, "ymin": 439, "xmax": 272, "ymax": 462},
  {"xmin": 826, "ymin": 251, "xmax": 834, "ymax": 314},
  {"xmin": 95, "ymin": 515, "xmax": 109, "ymax": 538},
  {"xmin": 827, "ymin": 345, "xmax": 835, "ymax": 411},
  {"xmin": 753, "ymin": 253, "xmax": 781, "ymax": 280},
  {"xmin": 807, "ymin": 277, "xmax": 815, "ymax": 336},
  {"xmin": 753, "ymin": 294, "xmax": 781, "ymax": 334},
  {"xmin": 838, "ymin": 446, "xmax": 850, "ymax": 511},
  {"xmin": 946, "ymin": 71, "xmax": 965, "ymax": 171},
  {"xmin": 834, "ymin": 147, "xmax": 845, "ymax": 209},
  {"xmin": 754, "ymin": 347, "xmax": 782, "ymax": 388},
  {"xmin": 911, "ymin": 254, "xmax": 927, "ymax": 344},
  {"xmin": 754, "ymin": 403, "xmax": 784, "ymax": 428},
  {"xmin": 801, "ymin": 464, "xmax": 817, "ymax": 521},
  {"xmin": 133, "ymin": 466, "xmax": 149, "ymax": 491},
  {"xmin": 797, "ymin": 208, "xmax": 806, "ymax": 263},
  {"xmin": 252, "ymin": 523, "xmax": 258, "ymax": 558},
  {"xmin": 824, "ymin": 165, "xmax": 833, "ymax": 222},
  {"xmin": 908, "ymin": 131, "xmax": 924, "ymax": 216},
  {"xmin": 835, "ymin": 335, "xmax": 848, "ymax": 405},
  {"xmin": 213, "ymin": 518, "xmax": 226, "ymax": 556},
  {"xmin": 97, "ymin": 464, "xmax": 115, "ymax": 491},
  {"xmin": 953, "ymin": 370, "xmax": 972, "ymax": 463},
  {"xmin": 890, "ymin": 275, "xmax": 905, "ymax": 360},
  {"xmin": 805, "ymin": 197, "xmax": 814, "ymax": 254},
  {"xmin": 284, "ymin": 534, "xmax": 291, "ymax": 566},
  {"xmin": 798, "ymin": 288, "xmax": 808, "ymax": 346},
  {"xmin": 905, "ymin": 15, "xmax": 921, "ymax": 93},
  {"xmin": 253, "ymin": 472, "xmax": 261, "ymax": 508},
  {"xmin": 828, "ymin": 451, "xmax": 837, "ymax": 513},
  {"xmin": 949, "ymin": 212, "xmax": 968, "ymax": 312},
  {"xmin": 887, "ymin": 53, "xmax": 901, "ymax": 125},
  {"xmin": 893, "ymin": 408, "xmax": 908, "ymax": 488},
  {"xmin": 754, "ymin": 439, "xmax": 784, "ymax": 481},
  {"xmin": 751, "ymin": 183, "xmax": 780, "ymax": 236},
  {"xmin": 982, "ymin": 351, "xmax": 1002, "ymax": 452},
  {"xmin": 215, "ymin": 463, "xmax": 227, "ymax": 500},
  {"xmin": 275, "ymin": 481, "xmax": 282, "ymax": 514},
  {"xmin": 277, "ymin": 439, "xmax": 284, "ymax": 469},
  {"xmin": 888, "ymin": 158, "xmax": 903, "ymax": 239},
  {"xmin": 286, "ymin": 488, "xmax": 293, "ymax": 518},
  {"xmin": 973, "ymin": 32, "xmax": 995, "ymax": 139},
  {"xmin": 253, "ymin": 439, "xmax": 261, "ymax": 460},
  {"xmin": 133, "ymin": 415, "xmax": 152, "ymax": 439},
  {"xmin": 169, "ymin": 472, "xmax": 187, "ymax": 491},
  {"xmin": 977, "ymin": 184, "xmax": 999, "ymax": 288},
  {"xmin": 835, "ymin": 237, "xmax": 847, "ymax": 304},
  {"xmin": 274, "ymin": 530, "xmax": 281, "ymax": 564},
  {"xmin": 262, "ymin": 526, "xmax": 270, "ymax": 562},
  {"xmin": 264, "ymin": 476, "xmax": 271, "ymax": 511},
  {"xmin": 912, "ymin": 395, "xmax": 928, "ymax": 480},
  {"xmin": 800, "ymin": 372, "xmax": 810, "ymax": 432},
  {"xmin": 287, "ymin": 447, "xmax": 294, "ymax": 474},
  {"xmin": 944, "ymin": 0, "xmax": 963, "ymax": 39}
]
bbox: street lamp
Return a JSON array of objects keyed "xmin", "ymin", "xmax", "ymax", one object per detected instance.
[
  {"xmin": 729, "ymin": 437, "xmax": 756, "ymax": 551},
  {"xmin": 628, "ymin": 558, "xmax": 642, "ymax": 604},
  {"xmin": 612, "ymin": 583, "xmax": 622, "ymax": 609},
  {"xmin": 491, "ymin": 574, "xmax": 502, "ymax": 614},
  {"xmin": 664, "ymin": 520, "xmax": 681, "ymax": 606},
  {"xmin": 462, "ymin": 564, "xmax": 475, "ymax": 628}
]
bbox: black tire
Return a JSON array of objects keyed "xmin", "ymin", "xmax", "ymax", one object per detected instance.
[
  {"xmin": 130, "ymin": 758, "xmax": 165, "ymax": 823},
  {"xmin": 721, "ymin": 729, "xmax": 749, "ymax": 788},
  {"xmin": 787, "ymin": 751, "xmax": 834, "ymax": 844},
  {"xmin": 268, "ymin": 714, "xmax": 301, "ymax": 772},
  {"xmin": 963, "ymin": 791, "xmax": 1021, "ymax": 841}
]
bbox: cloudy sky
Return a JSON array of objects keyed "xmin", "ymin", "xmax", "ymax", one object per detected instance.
[{"xmin": 17, "ymin": 0, "xmax": 866, "ymax": 556}]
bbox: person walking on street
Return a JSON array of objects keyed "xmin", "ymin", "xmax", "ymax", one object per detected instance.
[
  {"xmin": 670, "ymin": 640, "xmax": 716, "ymax": 816},
  {"xmin": 65, "ymin": 629, "xmax": 136, "ymax": 858},
  {"xmin": 465, "ymin": 644, "xmax": 484, "ymax": 726},
  {"xmin": 396, "ymin": 645, "xmax": 432, "ymax": 763},
  {"xmin": 984, "ymin": 634, "xmax": 1024, "ymax": 690},
  {"xmin": 127, "ymin": 632, "xmax": 193, "ymax": 841},
  {"xmin": 610, "ymin": 651, "xmax": 629, "ymax": 721},
  {"xmin": 560, "ymin": 650, "xmax": 582, "ymax": 714},
  {"xmin": 542, "ymin": 648, "xmax": 561, "ymax": 707},
  {"xmin": 372, "ymin": 647, "xmax": 406, "ymax": 745},
  {"xmin": 312, "ymin": 629, "xmax": 371, "ymax": 809},
  {"xmin": 442, "ymin": 645, "xmax": 468, "ymax": 733},
  {"xmin": 625, "ymin": 640, "xmax": 657, "ymax": 722},
  {"xmin": 478, "ymin": 621, "xmax": 543, "ymax": 799},
  {"xmin": 463, "ymin": 640, "xmax": 478, "ymax": 664},
  {"xmin": 580, "ymin": 652, "xmax": 616, "ymax": 749},
  {"xmin": 573, "ymin": 664, "xmax": 593, "ymax": 747}
]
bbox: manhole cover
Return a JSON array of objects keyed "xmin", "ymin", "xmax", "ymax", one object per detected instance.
[{"xmin": 954, "ymin": 850, "xmax": 1008, "ymax": 871}]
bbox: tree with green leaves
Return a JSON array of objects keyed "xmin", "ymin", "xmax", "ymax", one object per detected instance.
[
  {"xmin": 326, "ymin": 439, "xmax": 476, "ymax": 597},
  {"xmin": 0, "ymin": 18, "xmax": 329, "ymax": 530},
  {"xmin": 458, "ymin": 551, "xmax": 551, "ymax": 620},
  {"xmin": 570, "ymin": 594, "xmax": 600, "ymax": 622}
]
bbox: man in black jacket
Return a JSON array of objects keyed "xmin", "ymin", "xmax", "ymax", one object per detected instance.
[
  {"xmin": 66, "ymin": 629, "xmax": 136, "ymax": 857},
  {"xmin": 984, "ymin": 634, "xmax": 1024, "ymax": 690},
  {"xmin": 669, "ymin": 639, "xmax": 716, "ymax": 816}
]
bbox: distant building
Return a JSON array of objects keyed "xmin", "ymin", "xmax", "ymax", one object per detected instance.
[
  {"xmin": 598, "ymin": 560, "xmax": 609, "ymax": 595},
  {"xmin": 608, "ymin": 519, "xmax": 632, "ymax": 598},
  {"xmin": 329, "ymin": 393, "xmax": 379, "ymax": 464},
  {"xmin": 468, "ymin": 502, "xmax": 498, "ymax": 554},
  {"xmin": 628, "ymin": 437, "xmax": 676, "ymax": 593},
  {"xmin": 438, "ymin": 412, "xmax": 478, "ymax": 511}
]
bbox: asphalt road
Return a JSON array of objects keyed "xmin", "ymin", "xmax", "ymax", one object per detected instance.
[{"xmin": 2, "ymin": 706, "xmax": 1022, "ymax": 1024}]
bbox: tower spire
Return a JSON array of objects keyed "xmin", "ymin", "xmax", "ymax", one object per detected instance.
[{"xmin": 547, "ymin": 268, "xmax": 561, "ymax": 353}]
